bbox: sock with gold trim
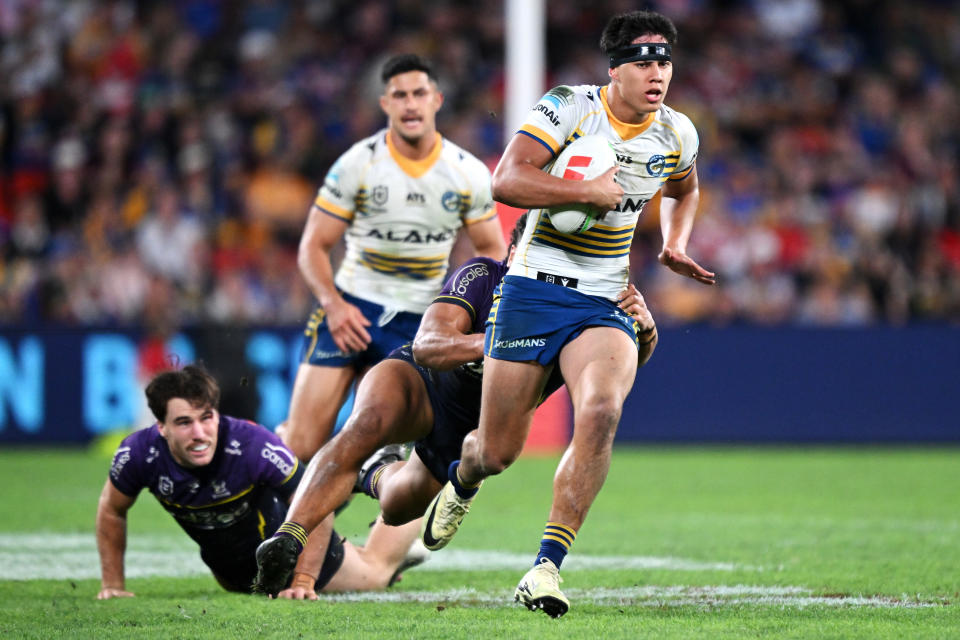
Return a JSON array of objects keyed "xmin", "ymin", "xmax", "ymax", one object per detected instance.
[{"xmin": 535, "ymin": 521, "xmax": 576, "ymax": 568}]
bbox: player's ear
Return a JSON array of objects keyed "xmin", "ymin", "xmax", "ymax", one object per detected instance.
[
  {"xmin": 379, "ymin": 93, "xmax": 389, "ymax": 115},
  {"xmin": 609, "ymin": 66, "xmax": 618, "ymax": 82},
  {"xmin": 433, "ymin": 86, "xmax": 444, "ymax": 111}
]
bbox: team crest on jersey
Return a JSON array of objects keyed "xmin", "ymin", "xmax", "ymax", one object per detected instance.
[
  {"xmin": 158, "ymin": 475, "xmax": 174, "ymax": 496},
  {"xmin": 211, "ymin": 480, "xmax": 231, "ymax": 499},
  {"xmin": 372, "ymin": 185, "xmax": 388, "ymax": 205},
  {"xmin": 441, "ymin": 190, "xmax": 463, "ymax": 213},
  {"xmin": 225, "ymin": 440, "xmax": 242, "ymax": 455},
  {"xmin": 646, "ymin": 154, "xmax": 666, "ymax": 177}
]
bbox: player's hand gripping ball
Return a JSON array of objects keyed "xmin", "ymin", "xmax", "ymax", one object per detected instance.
[{"xmin": 547, "ymin": 134, "xmax": 618, "ymax": 234}]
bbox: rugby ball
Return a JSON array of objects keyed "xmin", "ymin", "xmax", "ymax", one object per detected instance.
[{"xmin": 547, "ymin": 135, "xmax": 618, "ymax": 234}]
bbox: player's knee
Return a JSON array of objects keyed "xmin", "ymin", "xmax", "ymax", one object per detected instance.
[
  {"xmin": 477, "ymin": 446, "xmax": 520, "ymax": 476},
  {"xmin": 378, "ymin": 487, "xmax": 420, "ymax": 526},
  {"xmin": 281, "ymin": 423, "xmax": 315, "ymax": 462},
  {"xmin": 575, "ymin": 397, "xmax": 622, "ymax": 444},
  {"xmin": 340, "ymin": 405, "xmax": 393, "ymax": 450}
]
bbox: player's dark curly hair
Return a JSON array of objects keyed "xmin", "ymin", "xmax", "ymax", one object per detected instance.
[
  {"xmin": 381, "ymin": 53, "xmax": 436, "ymax": 84},
  {"xmin": 509, "ymin": 212, "xmax": 529, "ymax": 250},
  {"xmin": 600, "ymin": 10, "xmax": 678, "ymax": 53},
  {"xmin": 145, "ymin": 364, "xmax": 221, "ymax": 423}
]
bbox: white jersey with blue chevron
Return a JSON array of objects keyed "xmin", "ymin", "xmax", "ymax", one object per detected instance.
[
  {"xmin": 508, "ymin": 84, "xmax": 699, "ymax": 298},
  {"xmin": 313, "ymin": 128, "xmax": 497, "ymax": 313}
]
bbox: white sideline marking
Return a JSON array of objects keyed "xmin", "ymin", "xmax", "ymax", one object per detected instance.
[
  {"xmin": 0, "ymin": 534, "xmax": 942, "ymax": 608},
  {"xmin": 322, "ymin": 585, "xmax": 942, "ymax": 609},
  {"xmin": 0, "ymin": 533, "xmax": 753, "ymax": 580}
]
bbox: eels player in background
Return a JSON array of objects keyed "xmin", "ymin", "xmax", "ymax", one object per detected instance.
[
  {"xmin": 95, "ymin": 365, "xmax": 424, "ymax": 600},
  {"xmin": 281, "ymin": 53, "xmax": 506, "ymax": 462},
  {"xmin": 420, "ymin": 10, "xmax": 716, "ymax": 618}
]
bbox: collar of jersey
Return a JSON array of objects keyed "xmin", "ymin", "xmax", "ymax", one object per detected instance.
[
  {"xmin": 386, "ymin": 131, "xmax": 443, "ymax": 178},
  {"xmin": 599, "ymin": 86, "xmax": 655, "ymax": 141}
]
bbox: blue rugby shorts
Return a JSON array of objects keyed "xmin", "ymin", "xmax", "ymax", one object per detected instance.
[
  {"xmin": 300, "ymin": 291, "xmax": 423, "ymax": 370},
  {"xmin": 484, "ymin": 275, "xmax": 642, "ymax": 365}
]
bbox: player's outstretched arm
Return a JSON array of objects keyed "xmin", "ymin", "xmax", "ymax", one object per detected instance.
[
  {"xmin": 658, "ymin": 167, "xmax": 715, "ymax": 285},
  {"xmin": 412, "ymin": 302, "xmax": 480, "ymax": 370},
  {"xmin": 298, "ymin": 206, "xmax": 372, "ymax": 352},
  {"xmin": 273, "ymin": 514, "xmax": 336, "ymax": 601},
  {"xmin": 95, "ymin": 479, "xmax": 136, "ymax": 599},
  {"xmin": 492, "ymin": 134, "xmax": 623, "ymax": 212}
]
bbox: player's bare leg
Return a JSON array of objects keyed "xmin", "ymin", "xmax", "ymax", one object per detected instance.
[
  {"xmin": 515, "ymin": 327, "xmax": 638, "ymax": 617},
  {"xmin": 551, "ymin": 327, "xmax": 637, "ymax": 529},
  {"xmin": 321, "ymin": 516, "xmax": 424, "ymax": 592},
  {"xmin": 282, "ymin": 363, "xmax": 357, "ymax": 461},
  {"xmin": 422, "ymin": 360, "xmax": 547, "ymax": 550},
  {"xmin": 461, "ymin": 359, "xmax": 549, "ymax": 483},
  {"xmin": 289, "ymin": 360, "xmax": 433, "ymax": 531},
  {"xmin": 377, "ymin": 451, "xmax": 444, "ymax": 525},
  {"xmin": 255, "ymin": 360, "xmax": 433, "ymax": 594}
]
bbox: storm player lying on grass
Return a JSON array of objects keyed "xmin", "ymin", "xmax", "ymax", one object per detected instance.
[{"xmin": 96, "ymin": 364, "xmax": 426, "ymax": 600}]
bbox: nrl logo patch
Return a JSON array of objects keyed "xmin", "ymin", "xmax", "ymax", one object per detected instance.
[{"xmin": 372, "ymin": 185, "xmax": 388, "ymax": 205}]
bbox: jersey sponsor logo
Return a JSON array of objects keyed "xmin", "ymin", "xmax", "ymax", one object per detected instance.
[
  {"xmin": 533, "ymin": 103, "xmax": 560, "ymax": 126},
  {"xmin": 313, "ymin": 348, "xmax": 349, "ymax": 359},
  {"xmin": 225, "ymin": 439, "xmax": 242, "ymax": 455},
  {"xmin": 453, "ymin": 264, "xmax": 490, "ymax": 296},
  {"xmin": 158, "ymin": 475, "xmax": 174, "ymax": 496},
  {"xmin": 261, "ymin": 442, "xmax": 295, "ymax": 476},
  {"xmin": 365, "ymin": 228, "xmax": 457, "ymax": 243},
  {"xmin": 407, "ymin": 192, "xmax": 426, "ymax": 204},
  {"xmin": 110, "ymin": 446, "xmax": 131, "ymax": 479},
  {"xmin": 170, "ymin": 500, "xmax": 252, "ymax": 529},
  {"xmin": 646, "ymin": 154, "xmax": 666, "ymax": 177},
  {"xmin": 494, "ymin": 337, "xmax": 547, "ymax": 349},
  {"xmin": 372, "ymin": 185, "xmax": 388, "ymax": 205},
  {"xmin": 613, "ymin": 197, "xmax": 649, "ymax": 213},
  {"xmin": 324, "ymin": 183, "xmax": 343, "ymax": 200},
  {"xmin": 616, "ymin": 153, "xmax": 634, "ymax": 165}
]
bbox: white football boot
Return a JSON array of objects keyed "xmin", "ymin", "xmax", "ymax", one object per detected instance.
[{"xmin": 514, "ymin": 558, "xmax": 569, "ymax": 618}]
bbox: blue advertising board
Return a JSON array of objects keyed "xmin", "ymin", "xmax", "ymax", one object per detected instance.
[{"xmin": 0, "ymin": 326, "xmax": 957, "ymax": 444}]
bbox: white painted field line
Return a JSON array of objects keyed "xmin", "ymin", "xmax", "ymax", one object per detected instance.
[
  {"xmin": 0, "ymin": 533, "xmax": 756, "ymax": 580},
  {"xmin": 321, "ymin": 586, "xmax": 942, "ymax": 609},
  {"xmin": 0, "ymin": 533, "xmax": 944, "ymax": 609}
]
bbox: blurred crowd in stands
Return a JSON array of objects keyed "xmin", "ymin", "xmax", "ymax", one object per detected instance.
[{"xmin": 1, "ymin": 0, "xmax": 958, "ymax": 329}]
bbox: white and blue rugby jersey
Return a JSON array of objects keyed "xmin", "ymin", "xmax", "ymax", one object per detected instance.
[
  {"xmin": 313, "ymin": 129, "xmax": 497, "ymax": 313},
  {"xmin": 507, "ymin": 84, "xmax": 699, "ymax": 298}
]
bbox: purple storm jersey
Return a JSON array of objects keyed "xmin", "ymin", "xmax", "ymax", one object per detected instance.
[
  {"xmin": 436, "ymin": 256, "xmax": 509, "ymax": 337},
  {"xmin": 109, "ymin": 416, "xmax": 302, "ymax": 552},
  {"xmin": 390, "ymin": 255, "xmax": 565, "ymax": 483}
]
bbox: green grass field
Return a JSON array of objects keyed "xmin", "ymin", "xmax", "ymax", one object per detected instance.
[{"xmin": 1, "ymin": 445, "xmax": 958, "ymax": 638}]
